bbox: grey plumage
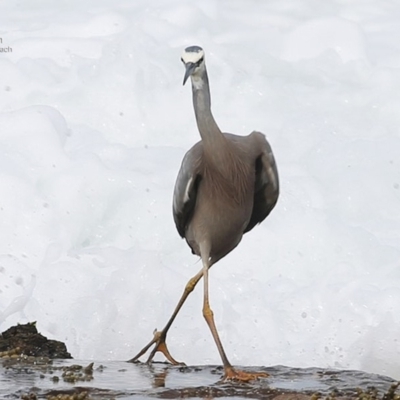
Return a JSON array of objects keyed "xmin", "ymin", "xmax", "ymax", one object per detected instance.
[
  {"xmin": 173, "ymin": 46, "xmax": 278, "ymax": 265},
  {"xmin": 129, "ymin": 46, "xmax": 279, "ymax": 382},
  {"xmin": 173, "ymin": 132, "xmax": 278, "ymax": 261}
]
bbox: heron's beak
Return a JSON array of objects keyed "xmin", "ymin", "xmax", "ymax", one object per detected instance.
[{"xmin": 183, "ymin": 62, "xmax": 196, "ymax": 85}]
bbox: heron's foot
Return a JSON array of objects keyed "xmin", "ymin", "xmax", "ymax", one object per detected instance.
[
  {"xmin": 128, "ymin": 329, "xmax": 184, "ymax": 365},
  {"xmin": 223, "ymin": 366, "xmax": 269, "ymax": 382}
]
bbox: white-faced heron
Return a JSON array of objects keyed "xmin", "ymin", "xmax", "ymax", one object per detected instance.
[{"xmin": 129, "ymin": 45, "xmax": 279, "ymax": 381}]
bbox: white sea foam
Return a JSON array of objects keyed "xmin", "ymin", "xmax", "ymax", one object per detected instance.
[{"xmin": 0, "ymin": 0, "xmax": 399, "ymax": 379}]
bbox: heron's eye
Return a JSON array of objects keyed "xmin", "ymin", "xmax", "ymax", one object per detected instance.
[
  {"xmin": 195, "ymin": 57, "xmax": 204, "ymax": 66},
  {"xmin": 181, "ymin": 57, "xmax": 185, "ymax": 63},
  {"xmin": 191, "ymin": 57, "xmax": 203, "ymax": 69}
]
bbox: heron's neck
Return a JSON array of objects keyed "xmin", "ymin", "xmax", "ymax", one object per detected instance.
[{"xmin": 191, "ymin": 69, "xmax": 224, "ymax": 146}]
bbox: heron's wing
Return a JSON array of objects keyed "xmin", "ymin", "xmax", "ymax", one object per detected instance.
[
  {"xmin": 173, "ymin": 142, "xmax": 203, "ymax": 238},
  {"xmin": 244, "ymin": 131, "xmax": 279, "ymax": 233}
]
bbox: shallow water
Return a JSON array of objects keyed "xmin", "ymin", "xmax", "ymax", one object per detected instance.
[
  {"xmin": 1, "ymin": 360, "xmax": 398, "ymax": 399},
  {"xmin": 1, "ymin": 0, "xmax": 400, "ymax": 379}
]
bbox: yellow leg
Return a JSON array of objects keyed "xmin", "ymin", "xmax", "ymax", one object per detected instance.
[
  {"xmin": 201, "ymin": 252, "xmax": 269, "ymax": 382},
  {"xmin": 128, "ymin": 268, "xmax": 204, "ymax": 364},
  {"xmin": 202, "ymin": 255, "xmax": 232, "ymax": 368}
]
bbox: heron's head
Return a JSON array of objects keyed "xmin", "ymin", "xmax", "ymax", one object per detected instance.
[{"xmin": 181, "ymin": 45, "xmax": 205, "ymax": 85}]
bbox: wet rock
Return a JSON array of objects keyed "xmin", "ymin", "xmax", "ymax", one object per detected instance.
[
  {"xmin": 4, "ymin": 363, "xmax": 400, "ymax": 400},
  {"xmin": 1, "ymin": 324, "xmax": 399, "ymax": 399},
  {"xmin": 61, "ymin": 362, "xmax": 94, "ymax": 383},
  {"xmin": 0, "ymin": 322, "xmax": 72, "ymax": 359}
]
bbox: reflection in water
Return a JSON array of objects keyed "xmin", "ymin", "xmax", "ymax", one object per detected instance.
[
  {"xmin": 1, "ymin": 360, "xmax": 399, "ymax": 399},
  {"xmin": 149, "ymin": 364, "xmax": 168, "ymax": 388}
]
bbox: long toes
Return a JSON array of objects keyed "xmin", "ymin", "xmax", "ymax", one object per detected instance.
[
  {"xmin": 129, "ymin": 330, "xmax": 184, "ymax": 366},
  {"xmin": 153, "ymin": 341, "xmax": 183, "ymax": 365},
  {"xmin": 223, "ymin": 368, "xmax": 269, "ymax": 382}
]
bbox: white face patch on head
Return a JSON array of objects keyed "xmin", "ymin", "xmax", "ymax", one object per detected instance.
[{"xmin": 181, "ymin": 48, "xmax": 205, "ymax": 65}]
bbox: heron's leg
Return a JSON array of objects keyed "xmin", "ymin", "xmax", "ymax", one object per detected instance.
[
  {"xmin": 201, "ymin": 256, "xmax": 232, "ymax": 368},
  {"xmin": 201, "ymin": 255, "xmax": 269, "ymax": 382},
  {"xmin": 128, "ymin": 268, "xmax": 204, "ymax": 364}
]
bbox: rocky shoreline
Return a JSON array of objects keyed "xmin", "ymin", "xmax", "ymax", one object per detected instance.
[{"xmin": 1, "ymin": 323, "xmax": 399, "ymax": 400}]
